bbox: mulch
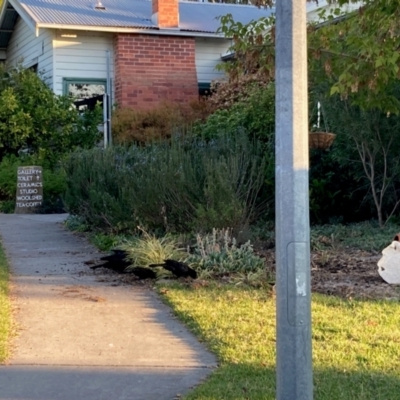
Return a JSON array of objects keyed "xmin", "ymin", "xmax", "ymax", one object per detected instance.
[{"xmin": 257, "ymin": 247, "xmax": 400, "ymax": 300}]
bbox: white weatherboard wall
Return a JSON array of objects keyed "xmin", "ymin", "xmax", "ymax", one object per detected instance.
[
  {"xmin": 195, "ymin": 37, "xmax": 230, "ymax": 84},
  {"xmin": 53, "ymin": 30, "xmax": 114, "ymax": 96},
  {"xmin": 7, "ymin": 19, "xmax": 54, "ymax": 88}
]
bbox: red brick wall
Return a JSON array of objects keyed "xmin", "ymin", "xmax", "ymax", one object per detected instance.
[
  {"xmin": 114, "ymin": 34, "xmax": 198, "ymax": 110},
  {"xmin": 152, "ymin": 0, "xmax": 179, "ymax": 28}
]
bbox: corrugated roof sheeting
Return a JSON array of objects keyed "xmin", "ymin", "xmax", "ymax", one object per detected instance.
[
  {"xmin": 0, "ymin": 0, "xmax": 270, "ymax": 51},
  {"xmin": 20, "ymin": 0, "xmax": 153, "ymax": 28},
  {"xmin": 180, "ymin": 2, "xmax": 273, "ymax": 33},
  {"xmin": 16, "ymin": 0, "xmax": 271, "ymax": 32}
]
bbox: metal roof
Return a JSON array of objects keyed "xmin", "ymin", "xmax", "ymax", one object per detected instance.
[
  {"xmin": 180, "ymin": 2, "xmax": 273, "ymax": 33},
  {"xmin": 19, "ymin": 0, "xmax": 154, "ymax": 29},
  {"xmin": 0, "ymin": 0, "xmax": 273, "ymax": 50}
]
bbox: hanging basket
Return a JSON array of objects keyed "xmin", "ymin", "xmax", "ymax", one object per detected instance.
[{"xmin": 309, "ymin": 132, "xmax": 336, "ymax": 150}]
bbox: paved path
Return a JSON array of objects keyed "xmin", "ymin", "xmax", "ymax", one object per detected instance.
[{"xmin": 0, "ymin": 214, "xmax": 216, "ymax": 400}]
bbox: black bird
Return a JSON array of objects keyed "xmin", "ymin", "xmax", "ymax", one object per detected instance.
[
  {"xmin": 90, "ymin": 249, "xmax": 131, "ymax": 273},
  {"xmin": 100, "ymin": 249, "xmax": 129, "ymax": 262},
  {"xmin": 130, "ymin": 267, "xmax": 157, "ymax": 280},
  {"xmin": 149, "ymin": 259, "xmax": 197, "ymax": 279}
]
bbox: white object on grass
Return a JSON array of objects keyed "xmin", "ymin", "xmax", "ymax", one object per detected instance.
[{"xmin": 378, "ymin": 241, "xmax": 400, "ymax": 284}]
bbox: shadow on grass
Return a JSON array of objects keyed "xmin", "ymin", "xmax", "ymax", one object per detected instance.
[{"xmin": 186, "ymin": 363, "xmax": 400, "ymax": 400}]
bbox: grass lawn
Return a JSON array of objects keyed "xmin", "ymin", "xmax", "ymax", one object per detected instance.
[
  {"xmin": 159, "ymin": 284, "xmax": 400, "ymax": 399},
  {"xmin": 0, "ymin": 240, "xmax": 11, "ymax": 362}
]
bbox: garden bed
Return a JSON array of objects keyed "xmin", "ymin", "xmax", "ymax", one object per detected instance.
[{"xmin": 257, "ymin": 246, "xmax": 399, "ymax": 300}]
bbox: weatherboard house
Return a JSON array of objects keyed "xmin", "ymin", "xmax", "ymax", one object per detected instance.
[{"xmin": 0, "ymin": 0, "xmax": 272, "ymax": 109}]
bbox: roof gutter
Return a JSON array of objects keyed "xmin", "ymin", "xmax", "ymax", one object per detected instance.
[{"xmin": 38, "ymin": 23, "xmax": 227, "ymax": 39}]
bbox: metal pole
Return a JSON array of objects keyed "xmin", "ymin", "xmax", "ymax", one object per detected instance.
[
  {"xmin": 106, "ymin": 50, "xmax": 112, "ymax": 146},
  {"xmin": 275, "ymin": 0, "xmax": 313, "ymax": 398},
  {"xmin": 109, "ymin": 78, "xmax": 113, "ymax": 146},
  {"xmin": 103, "ymin": 93, "xmax": 108, "ymax": 148}
]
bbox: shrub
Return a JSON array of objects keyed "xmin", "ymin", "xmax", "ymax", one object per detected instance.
[
  {"xmin": 197, "ymin": 82, "xmax": 275, "ymax": 144},
  {"xmin": 112, "ymin": 100, "xmax": 212, "ymax": 145},
  {"xmin": 63, "ymin": 133, "xmax": 268, "ymax": 234},
  {"xmin": 0, "ymin": 154, "xmax": 66, "ymax": 213},
  {"xmin": 194, "ymin": 84, "xmax": 276, "ymax": 211},
  {"xmin": 0, "ymin": 155, "xmax": 17, "ymax": 211},
  {"xmin": 122, "ymin": 230, "xmax": 186, "ymax": 267},
  {"xmin": 64, "ymin": 215, "xmax": 90, "ymax": 233},
  {"xmin": 0, "ymin": 65, "xmax": 102, "ymax": 164},
  {"xmin": 208, "ymin": 75, "xmax": 272, "ymax": 111},
  {"xmin": 184, "ymin": 228, "xmax": 268, "ymax": 280}
]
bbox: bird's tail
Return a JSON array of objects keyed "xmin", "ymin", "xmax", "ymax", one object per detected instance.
[{"xmin": 149, "ymin": 263, "xmax": 166, "ymax": 268}]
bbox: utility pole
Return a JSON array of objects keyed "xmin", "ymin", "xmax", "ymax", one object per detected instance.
[{"xmin": 275, "ymin": 0, "xmax": 313, "ymax": 398}]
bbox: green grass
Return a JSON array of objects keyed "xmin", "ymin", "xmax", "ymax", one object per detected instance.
[
  {"xmin": 159, "ymin": 284, "xmax": 400, "ymax": 399},
  {"xmin": 0, "ymin": 240, "xmax": 11, "ymax": 362}
]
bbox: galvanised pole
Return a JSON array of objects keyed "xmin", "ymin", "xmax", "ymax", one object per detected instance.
[{"xmin": 275, "ymin": 0, "xmax": 313, "ymax": 399}]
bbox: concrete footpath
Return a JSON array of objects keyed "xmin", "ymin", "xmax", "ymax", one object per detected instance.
[{"xmin": 0, "ymin": 214, "xmax": 217, "ymax": 400}]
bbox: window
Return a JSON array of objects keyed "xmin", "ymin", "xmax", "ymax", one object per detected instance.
[
  {"xmin": 63, "ymin": 78, "xmax": 107, "ymax": 111},
  {"xmin": 198, "ymin": 82, "xmax": 211, "ymax": 97},
  {"xmin": 28, "ymin": 63, "xmax": 38, "ymax": 73}
]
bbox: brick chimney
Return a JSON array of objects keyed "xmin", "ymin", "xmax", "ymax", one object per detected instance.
[{"xmin": 152, "ymin": 0, "xmax": 179, "ymax": 28}]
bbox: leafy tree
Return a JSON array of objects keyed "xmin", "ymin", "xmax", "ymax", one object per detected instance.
[
  {"xmin": 309, "ymin": 0, "xmax": 400, "ymax": 113},
  {"xmin": 216, "ymin": 14, "xmax": 275, "ymax": 83},
  {"xmin": 218, "ymin": 0, "xmax": 400, "ymax": 112},
  {"xmin": 215, "ymin": 1, "xmax": 400, "ymax": 226}
]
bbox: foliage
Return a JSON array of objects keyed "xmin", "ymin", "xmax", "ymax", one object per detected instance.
[
  {"xmin": 122, "ymin": 230, "xmax": 186, "ymax": 267},
  {"xmin": 63, "ymin": 133, "xmax": 268, "ymax": 234},
  {"xmin": 198, "ymin": 83, "xmax": 275, "ymax": 143},
  {"xmin": 250, "ymin": 220, "xmax": 398, "ymax": 253},
  {"xmin": 0, "ymin": 155, "xmax": 18, "ymax": 212},
  {"xmin": 310, "ymin": 220, "xmax": 398, "ymax": 253},
  {"xmin": 203, "ymin": 80, "xmax": 397, "ymax": 225},
  {"xmin": 64, "ymin": 215, "xmax": 125, "ymax": 251},
  {"xmin": 160, "ymin": 285, "xmax": 400, "ymax": 399},
  {"xmin": 112, "ymin": 100, "xmax": 211, "ymax": 145},
  {"xmin": 195, "ymin": 84, "xmax": 275, "ymax": 212},
  {"xmin": 0, "ymin": 66, "xmax": 102, "ymax": 163},
  {"xmin": 216, "ymin": 14, "xmax": 275, "ymax": 83},
  {"xmin": 0, "ymin": 241, "xmax": 11, "ymax": 362},
  {"xmin": 319, "ymin": 90, "xmax": 400, "ymax": 227},
  {"xmin": 211, "ymin": 9, "xmax": 400, "ymax": 225},
  {"xmin": 218, "ymin": 1, "xmax": 400, "ymax": 113},
  {"xmin": 64, "ymin": 215, "xmax": 90, "ymax": 233},
  {"xmin": 208, "ymin": 75, "xmax": 267, "ymax": 111},
  {"xmin": 307, "ymin": 90, "xmax": 369, "ymax": 224},
  {"xmin": 90, "ymin": 233, "xmax": 122, "ymax": 252},
  {"xmin": 309, "ymin": 0, "xmax": 400, "ymax": 113},
  {"xmin": 0, "ymin": 154, "xmax": 66, "ymax": 213},
  {"xmin": 206, "ymin": 13, "xmax": 275, "ymax": 115},
  {"xmin": 185, "ymin": 228, "xmax": 269, "ymax": 281}
]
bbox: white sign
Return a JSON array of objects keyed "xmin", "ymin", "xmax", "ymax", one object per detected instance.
[{"xmin": 15, "ymin": 166, "xmax": 43, "ymax": 213}]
